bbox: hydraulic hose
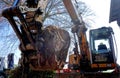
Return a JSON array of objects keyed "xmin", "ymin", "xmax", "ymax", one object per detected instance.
[{"xmin": 12, "ymin": 0, "xmax": 20, "ymax": 6}]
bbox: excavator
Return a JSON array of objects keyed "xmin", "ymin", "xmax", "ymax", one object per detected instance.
[
  {"xmin": 1, "ymin": 0, "xmax": 119, "ymax": 77},
  {"xmin": 63, "ymin": 0, "xmax": 117, "ymax": 71}
]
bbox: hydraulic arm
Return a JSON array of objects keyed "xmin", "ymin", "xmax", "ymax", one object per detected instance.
[
  {"xmin": 62, "ymin": 0, "xmax": 91, "ymax": 70},
  {"xmin": 62, "ymin": 0, "xmax": 82, "ymax": 24}
]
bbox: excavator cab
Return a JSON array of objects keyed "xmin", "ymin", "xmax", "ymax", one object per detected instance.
[{"xmin": 89, "ymin": 27, "xmax": 116, "ymax": 70}]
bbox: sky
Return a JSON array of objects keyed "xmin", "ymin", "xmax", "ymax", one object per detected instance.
[{"xmin": 82, "ymin": 0, "xmax": 120, "ymax": 64}]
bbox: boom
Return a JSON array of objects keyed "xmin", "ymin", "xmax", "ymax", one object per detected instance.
[
  {"xmin": 62, "ymin": 0, "xmax": 82, "ymax": 24},
  {"xmin": 62, "ymin": 0, "xmax": 91, "ymax": 70}
]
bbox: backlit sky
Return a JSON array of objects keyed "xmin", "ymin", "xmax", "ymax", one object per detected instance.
[{"xmin": 82, "ymin": 0, "xmax": 120, "ymax": 64}]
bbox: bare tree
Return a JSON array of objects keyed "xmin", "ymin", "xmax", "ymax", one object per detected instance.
[
  {"xmin": 43, "ymin": 0, "xmax": 95, "ymax": 28},
  {"xmin": 42, "ymin": 0, "xmax": 95, "ymax": 49},
  {"xmin": 43, "ymin": 0, "xmax": 70, "ymax": 27}
]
